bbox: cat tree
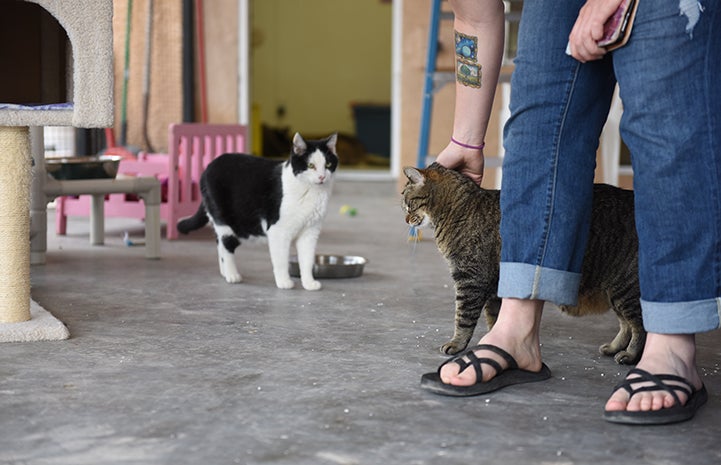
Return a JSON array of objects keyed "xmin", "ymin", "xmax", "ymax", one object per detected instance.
[{"xmin": 0, "ymin": 0, "xmax": 113, "ymax": 341}]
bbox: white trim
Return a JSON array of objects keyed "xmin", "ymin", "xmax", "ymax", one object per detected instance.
[
  {"xmin": 390, "ymin": 0, "xmax": 403, "ymax": 179},
  {"xmin": 336, "ymin": 170, "xmax": 395, "ymax": 182},
  {"xmin": 237, "ymin": 0, "xmax": 250, "ymax": 127}
]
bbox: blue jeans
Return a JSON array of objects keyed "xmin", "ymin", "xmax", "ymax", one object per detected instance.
[{"xmin": 498, "ymin": 0, "xmax": 721, "ymax": 334}]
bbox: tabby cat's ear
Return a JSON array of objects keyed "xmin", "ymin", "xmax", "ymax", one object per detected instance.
[
  {"xmin": 325, "ymin": 133, "xmax": 338, "ymax": 154},
  {"xmin": 403, "ymin": 167, "xmax": 425, "ymax": 185},
  {"xmin": 292, "ymin": 133, "xmax": 307, "ymax": 155}
]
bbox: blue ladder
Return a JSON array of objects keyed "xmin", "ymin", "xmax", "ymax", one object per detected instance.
[{"xmin": 416, "ymin": 0, "xmax": 454, "ymax": 168}]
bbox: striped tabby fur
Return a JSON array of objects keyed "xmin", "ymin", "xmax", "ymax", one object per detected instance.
[{"xmin": 402, "ymin": 163, "xmax": 645, "ymax": 364}]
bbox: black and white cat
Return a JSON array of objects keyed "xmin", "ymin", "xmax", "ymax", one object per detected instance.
[{"xmin": 177, "ymin": 133, "xmax": 339, "ymax": 290}]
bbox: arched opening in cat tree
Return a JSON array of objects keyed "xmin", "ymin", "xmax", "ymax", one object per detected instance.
[
  {"xmin": 0, "ymin": 0, "xmax": 113, "ymax": 128},
  {"xmin": 0, "ymin": 1, "xmax": 71, "ymax": 108}
]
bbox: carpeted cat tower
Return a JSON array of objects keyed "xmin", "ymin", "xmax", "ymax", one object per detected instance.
[{"xmin": 0, "ymin": 0, "xmax": 113, "ymax": 341}]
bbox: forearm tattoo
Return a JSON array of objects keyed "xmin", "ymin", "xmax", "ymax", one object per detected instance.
[{"xmin": 454, "ymin": 31, "xmax": 481, "ymax": 88}]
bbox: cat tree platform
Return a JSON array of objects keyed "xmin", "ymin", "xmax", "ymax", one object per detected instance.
[{"xmin": 0, "ymin": 0, "xmax": 113, "ymax": 341}]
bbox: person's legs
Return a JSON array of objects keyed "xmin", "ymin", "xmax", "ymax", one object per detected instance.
[
  {"xmin": 439, "ymin": 0, "xmax": 617, "ymax": 386},
  {"xmin": 605, "ymin": 0, "xmax": 721, "ymax": 417}
]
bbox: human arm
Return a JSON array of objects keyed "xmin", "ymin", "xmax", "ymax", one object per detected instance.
[{"xmin": 435, "ymin": 0, "xmax": 505, "ymax": 186}]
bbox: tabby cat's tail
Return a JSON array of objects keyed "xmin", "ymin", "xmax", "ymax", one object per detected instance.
[{"xmin": 177, "ymin": 203, "xmax": 209, "ymax": 234}]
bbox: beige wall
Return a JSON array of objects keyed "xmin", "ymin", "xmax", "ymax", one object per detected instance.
[
  {"xmin": 250, "ymin": 0, "xmax": 392, "ymax": 136},
  {"xmin": 203, "ymin": 0, "xmax": 240, "ymax": 124}
]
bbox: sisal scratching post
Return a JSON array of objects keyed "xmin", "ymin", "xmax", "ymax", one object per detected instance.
[
  {"xmin": 0, "ymin": 126, "xmax": 32, "ymax": 323},
  {"xmin": 0, "ymin": 0, "xmax": 112, "ymax": 342}
]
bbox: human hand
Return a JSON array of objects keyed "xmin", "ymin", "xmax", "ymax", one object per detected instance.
[
  {"xmin": 568, "ymin": 0, "xmax": 624, "ymax": 62},
  {"xmin": 435, "ymin": 142, "xmax": 485, "ymax": 186}
]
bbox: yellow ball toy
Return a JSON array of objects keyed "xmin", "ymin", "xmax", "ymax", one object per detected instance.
[{"xmin": 340, "ymin": 205, "xmax": 357, "ymax": 217}]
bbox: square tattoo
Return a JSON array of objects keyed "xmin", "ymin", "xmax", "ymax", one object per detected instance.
[
  {"xmin": 456, "ymin": 58, "xmax": 481, "ymax": 88},
  {"xmin": 455, "ymin": 31, "xmax": 478, "ymax": 61}
]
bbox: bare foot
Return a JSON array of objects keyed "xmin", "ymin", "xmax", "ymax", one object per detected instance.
[
  {"xmin": 439, "ymin": 299, "xmax": 545, "ymax": 386},
  {"xmin": 605, "ymin": 333, "xmax": 702, "ymax": 413}
]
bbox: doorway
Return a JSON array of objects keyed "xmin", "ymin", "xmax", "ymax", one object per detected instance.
[{"xmin": 248, "ymin": 0, "xmax": 394, "ymax": 180}]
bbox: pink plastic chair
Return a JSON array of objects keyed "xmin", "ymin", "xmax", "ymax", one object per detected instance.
[{"xmin": 56, "ymin": 123, "xmax": 248, "ymax": 240}]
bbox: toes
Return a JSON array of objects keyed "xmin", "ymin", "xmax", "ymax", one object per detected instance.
[
  {"xmin": 605, "ymin": 389, "xmax": 630, "ymax": 412},
  {"xmin": 439, "ymin": 364, "xmax": 476, "ymax": 386},
  {"xmin": 656, "ymin": 392, "xmax": 677, "ymax": 411},
  {"xmin": 628, "ymin": 392, "xmax": 672, "ymax": 412},
  {"xmin": 439, "ymin": 363, "xmax": 460, "ymax": 384},
  {"xmin": 637, "ymin": 393, "xmax": 655, "ymax": 412},
  {"xmin": 606, "ymin": 375, "xmax": 690, "ymax": 413},
  {"xmin": 662, "ymin": 394, "xmax": 678, "ymax": 410},
  {"xmin": 439, "ymin": 359, "xmax": 478, "ymax": 386}
]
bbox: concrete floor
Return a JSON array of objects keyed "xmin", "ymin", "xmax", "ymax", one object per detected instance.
[{"xmin": 2, "ymin": 179, "xmax": 720, "ymax": 465}]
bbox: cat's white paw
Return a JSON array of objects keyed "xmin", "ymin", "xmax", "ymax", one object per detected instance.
[
  {"xmin": 224, "ymin": 271, "xmax": 243, "ymax": 284},
  {"xmin": 302, "ymin": 279, "xmax": 322, "ymax": 291},
  {"xmin": 219, "ymin": 255, "xmax": 242, "ymax": 283},
  {"xmin": 275, "ymin": 277, "xmax": 295, "ymax": 289}
]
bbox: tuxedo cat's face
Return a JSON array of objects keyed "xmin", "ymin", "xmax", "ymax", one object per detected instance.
[{"xmin": 290, "ymin": 133, "xmax": 339, "ymax": 185}]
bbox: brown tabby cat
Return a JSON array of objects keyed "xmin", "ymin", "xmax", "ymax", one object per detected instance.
[{"xmin": 402, "ymin": 163, "xmax": 644, "ymax": 365}]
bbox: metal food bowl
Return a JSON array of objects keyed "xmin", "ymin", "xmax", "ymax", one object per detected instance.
[
  {"xmin": 45, "ymin": 155, "xmax": 123, "ymax": 180},
  {"xmin": 289, "ymin": 254, "xmax": 367, "ymax": 279}
]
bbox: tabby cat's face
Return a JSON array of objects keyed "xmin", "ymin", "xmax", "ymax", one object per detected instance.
[{"xmin": 401, "ymin": 167, "xmax": 433, "ymax": 229}]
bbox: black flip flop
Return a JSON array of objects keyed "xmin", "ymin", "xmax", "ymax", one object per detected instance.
[
  {"xmin": 420, "ymin": 343, "xmax": 552, "ymax": 397},
  {"xmin": 603, "ymin": 368, "xmax": 708, "ymax": 425}
]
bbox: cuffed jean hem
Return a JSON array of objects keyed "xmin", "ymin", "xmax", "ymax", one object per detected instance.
[
  {"xmin": 641, "ymin": 298, "xmax": 721, "ymax": 334},
  {"xmin": 498, "ymin": 262, "xmax": 581, "ymax": 307}
]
